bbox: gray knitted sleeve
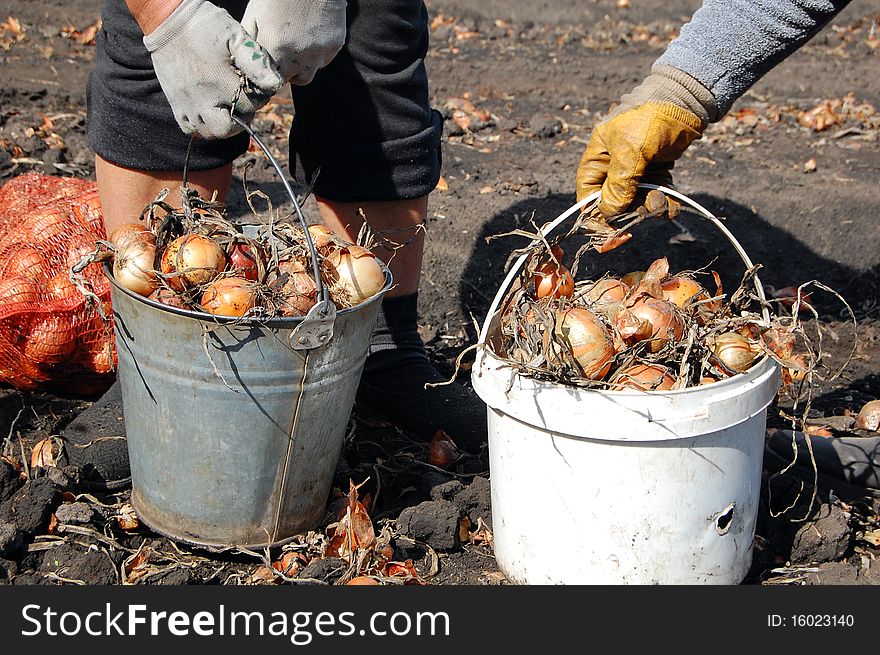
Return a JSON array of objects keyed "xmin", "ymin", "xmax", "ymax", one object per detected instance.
[{"xmin": 655, "ymin": 0, "xmax": 853, "ymax": 117}]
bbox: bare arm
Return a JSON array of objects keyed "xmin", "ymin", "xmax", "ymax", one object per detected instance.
[{"xmin": 125, "ymin": 0, "xmax": 184, "ymax": 34}]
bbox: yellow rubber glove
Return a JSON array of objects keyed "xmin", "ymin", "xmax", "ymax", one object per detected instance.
[{"xmin": 576, "ymin": 66, "xmax": 716, "ymax": 218}]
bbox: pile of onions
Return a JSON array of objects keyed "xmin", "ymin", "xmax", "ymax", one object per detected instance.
[
  {"xmin": 498, "ymin": 245, "xmax": 778, "ymax": 392},
  {"xmin": 109, "ymin": 219, "xmax": 386, "ymax": 319}
]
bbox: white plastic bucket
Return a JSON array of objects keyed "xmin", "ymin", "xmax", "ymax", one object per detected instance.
[{"xmin": 471, "ymin": 186, "xmax": 781, "ymax": 584}]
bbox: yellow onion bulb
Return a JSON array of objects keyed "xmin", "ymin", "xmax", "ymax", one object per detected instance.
[
  {"xmin": 709, "ymin": 332, "xmax": 759, "ymax": 373},
  {"xmin": 626, "ymin": 297, "xmax": 685, "ymax": 353},
  {"xmin": 326, "ymin": 245, "xmax": 385, "ymax": 307},
  {"xmin": 661, "ymin": 276, "xmax": 706, "ymax": 309},
  {"xmin": 109, "ymin": 222, "xmax": 155, "ymax": 251},
  {"xmin": 611, "ymin": 363, "xmax": 676, "ymax": 391},
  {"xmin": 583, "ymin": 277, "xmax": 630, "ymax": 317},
  {"xmin": 534, "ymin": 260, "xmax": 575, "ymax": 299},
  {"xmin": 113, "ymin": 242, "xmax": 158, "ymax": 296},
  {"xmin": 554, "ymin": 307, "xmax": 614, "ymax": 380},
  {"xmin": 201, "ymin": 277, "xmax": 256, "ymax": 317},
  {"xmin": 855, "ymin": 400, "xmax": 880, "ymax": 432},
  {"xmin": 160, "ymin": 234, "xmax": 226, "ymax": 291},
  {"xmin": 621, "ymin": 271, "xmax": 646, "ymax": 288}
]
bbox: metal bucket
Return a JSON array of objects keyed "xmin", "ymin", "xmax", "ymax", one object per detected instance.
[
  {"xmin": 108, "ymin": 268, "xmax": 390, "ymax": 549},
  {"xmin": 105, "ymin": 118, "xmax": 392, "ymax": 549}
]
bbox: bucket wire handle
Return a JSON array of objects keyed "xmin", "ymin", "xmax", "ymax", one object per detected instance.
[
  {"xmin": 230, "ymin": 115, "xmax": 336, "ymax": 350},
  {"xmin": 478, "ymin": 184, "xmax": 769, "ymax": 346}
]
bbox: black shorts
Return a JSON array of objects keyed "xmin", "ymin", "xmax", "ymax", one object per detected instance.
[{"xmin": 86, "ymin": 0, "xmax": 442, "ymax": 201}]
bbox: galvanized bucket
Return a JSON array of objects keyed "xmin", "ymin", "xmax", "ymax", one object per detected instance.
[{"xmin": 106, "ymin": 121, "xmax": 392, "ymax": 549}]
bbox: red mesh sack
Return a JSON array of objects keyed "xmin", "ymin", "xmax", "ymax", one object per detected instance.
[{"xmin": 0, "ymin": 173, "xmax": 115, "ymax": 395}]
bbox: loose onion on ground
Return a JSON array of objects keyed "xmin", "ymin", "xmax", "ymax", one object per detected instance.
[{"xmin": 855, "ymin": 400, "xmax": 880, "ymax": 432}]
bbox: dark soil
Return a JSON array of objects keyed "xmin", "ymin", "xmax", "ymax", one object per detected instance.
[{"xmin": 1, "ymin": 0, "xmax": 878, "ymax": 585}]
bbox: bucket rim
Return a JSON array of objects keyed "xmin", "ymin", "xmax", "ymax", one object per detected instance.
[
  {"xmin": 476, "ymin": 344, "xmax": 777, "ymax": 397},
  {"xmin": 103, "ymin": 261, "xmax": 393, "ymax": 328}
]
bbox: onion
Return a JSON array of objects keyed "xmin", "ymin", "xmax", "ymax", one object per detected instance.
[
  {"xmin": 201, "ymin": 277, "xmax": 256, "ymax": 317},
  {"xmin": 148, "ymin": 287, "xmax": 191, "ymax": 310},
  {"xmin": 583, "ymin": 278, "xmax": 629, "ymax": 317},
  {"xmin": 709, "ymin": 332, "xmax": 759, "ymax": 372},
  {"xmin": 346, "ymin": 576, "xmax": 380, "ymax": 586},
  {"xmin": 428, "ymin": 430, "xmax": 461, "ymax": 469},
  {"xmin": 624, "ymin": 297, "xmax": 685, "ymax": 353},
  {"xmin": 621, "ymin": 271, "xmax": 645, "ymax": 288},
  {"xmin": 160, "ymin": 234, "xmax": 226, "ymax": 291},
  {"xmin": 661, "ymin": 276, "xmax": 706, "ymax": 309},
  {"xmin": 46, "ymin": 272, "xmax": 80, "ymax": 304},
  {"xmin": 0, "ymin": 276, "xmax": 41, "ymax": 305},
  {"xmin": 855, "ymin": 400, "xmax": 880, "ymax": 432},
  {"xmin": 113, "ymin": 242, "xmax": 158, "ymax": 296},
  {"xmin": 109, "ymin": 222, "xmax": 154, "ymax": 251},
  {"xmin": 1, "ymin": 247, "xmax": 45, "ymax": 279},
  {"xmin": 554, "ymin": 307, "xmax": 614, "ymax": 380},
  {"xmin": 534, "ymin": 259, "xmax": 574, "ymax": 299},
  {"xmin": 272, "ymin": 258, "xmax": 318, "ymax": 317},
  {"xmin": 227, "ymin": 241, "xmax": 263, "ymax": 282},
  {"xmin": 611, "ymin": 364, "xmax": 676, "ymax": 391},
  {"xmin": 326, "ymin": 245, "xmax": 385, "ymax": 307},
  {"xmin": 307, "ymin": 224, "xmax": 337, "ymax": 252},
  {"xmin": 81, "ymin": 340, "xmax": 116, "ymax": 374},
  {"xmin": 25, "ymin": 316, "xmax": 76, "ymax": 364}
]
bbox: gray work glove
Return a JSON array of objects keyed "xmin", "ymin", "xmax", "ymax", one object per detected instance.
[
  {"xmin": 144, "ymin": 0, "xmax": 283, "ymax": 139},
  {"xmin": 242, "ymin": 0, "xmax": 348, "ymax": 86}
]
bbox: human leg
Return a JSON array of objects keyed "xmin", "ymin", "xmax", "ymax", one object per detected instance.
[{"xmin": 290, "ymin": 0, "xmax": 485, "ymax": 453}]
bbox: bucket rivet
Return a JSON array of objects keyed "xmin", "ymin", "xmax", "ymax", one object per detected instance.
[
  {"xmin": 298, "ymin": 336, "xmax": 309, "ymax": 345},
  {"xmin": 318, "ymin": 333, "xmax": 328, "ymax": 342}
]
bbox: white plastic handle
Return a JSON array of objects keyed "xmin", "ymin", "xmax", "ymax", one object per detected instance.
[{"xmin": 477, "ymin": 184, "xmax": 768, "ymax": 346}]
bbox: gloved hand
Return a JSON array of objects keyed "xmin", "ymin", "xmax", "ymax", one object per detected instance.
[
  {"xmin": 144, "ymin": 0, "xmax": 283, "ymax": 139},
  {"xmin": 242, "ymin": 0, "xmax": 348, "ymax": 86},
  {"xmin": 576, "ymin": 65, "xmax": 717, "ymax": 218}
]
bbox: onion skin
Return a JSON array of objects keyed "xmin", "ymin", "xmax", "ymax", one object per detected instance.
[
  {"xmin": 160, "ymin": 234, "xmax": 226, "ymax": 291},
  {"xmin": 201, "ymin": 277, "xmax": 256, "ymax": 317},
  {"xmin": 109, "ymin": 223, "xmax": 154, "ymax": 251},
  {"xmin": 661, "ymin": 276, "xmax": 706, "ymax": 309},
  {"xmin": 534, "ymin": 259, "xmax": 574, "ymax": 299},
  {"xmin": 227, "ymin": 242, "xmax": 262, "ymax": 282},
  {"xmin": 855, "ymin": 400, "xmax": 880, "ymax": 432},
  {"xmin": 583, "ymin": 278, "xmax": 630, "ymax": 318},
  {"xmin": 625, "ymin": 297, "xmax": 685, "ymax": 353},
  {"xmin": 554, "ymin": 307, "xmax": 614, "ymax": 380},
  {"xmin": 709, "ymin": 332, "xmax": 759, "ymax": 373},
  {"xmin": 113, "ymin": 242, "xmax": 158, "ymax": 296},
  {"xmin": 148, "ymin": 287, "xmax": 191, "ymax": 310},
  {"xmin": 327, "ymin": 245, "xmax": 385, "ymax": 307},
  {"xmin": 621, "ymin": 271, "xmax": 645, "ymax": 288},
  {"xmin": 307, "ymin": 224, "xmax": 337, "ymax": 252},
  {"xmin": 273, "ymin": 258, "xmax": 318, "ymax": 317},
  {"xmin": 611, "ymin": 364, "xmax": 676, "ymax": 391}
]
